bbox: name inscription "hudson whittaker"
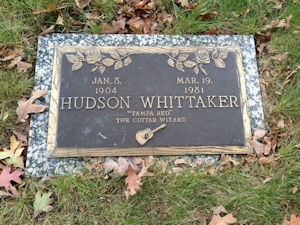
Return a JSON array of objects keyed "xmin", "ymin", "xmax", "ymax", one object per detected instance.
[{"xmin": 60, "ymin": 95, "xmax": 239, "ymax": 110}]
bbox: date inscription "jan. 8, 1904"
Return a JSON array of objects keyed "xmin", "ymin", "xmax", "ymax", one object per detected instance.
[{"xmin": 46, "ymin": 46, "xmax": 252, "ymax": 157}]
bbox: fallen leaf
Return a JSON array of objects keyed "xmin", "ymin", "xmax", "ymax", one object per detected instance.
[
  {"xmin": 198, "ymin": 11, "xmax": 219, "ymax": 21},
  {"xmin": 209, "ymin": 213, "xmax": 237, "ymax": 225},
  {"xmin": 40, "ymin": 25, "xmax": 55, "ymax": 36},
  {"xmin": 56, "ymin": 15, "xmax": 64, "ymax": 25},
  {"xmin": 258, "ymin": 155, "xmax": 278, "ymax": 166},
  {"xmin": 131, "ymin": 157, "xmax": 143, "ymax": 165},
  {"xmin": 138, "ymin": 156, "xmax": 155, "ymax": 177},
  {"xmin": 124, "ymin": 165, "xmax": 142, "ymax": 198},
  {"xmin": 0, "ymin": 167, "xmax": 24, "ymax": 190},
  {"xmin": 272, "ymin": 52, "xmax": 288, "ymax": 62},
  {"xmin": 283, "ymin": 214, "xmax": 300, "ymax": 225},
  {"xmin": 0, "ymin": 190, "xmax": 13, "ymax": 197},
  {"xmin": 172, "ymin": 167, "xmax": 184, "ymax": 173},
  {"xmin": 263, "ymin": 136, "xmax": 272, "ymax": 155},
  {"xmin": 212, "ymin": 205, "xmax": 228, "ymax": 215},
  {"xmin": 206, "ymin": 165, "xmax": 215, "ymax": 175},
  {"xmin": 101, "ymin": 22, "xmax": 121, "ymax": 34},
  {"xmin": 12, "ymin": 130, "xmax": 28, "ymax": 146},
  {"xmin": 191, "ymin": 159, "xmax": 203, "ymax": 168},
  {"xmin": 263, "ymin": 176, "xmax": 272, "ymax": 183},
  {"xmin": 0, "ymin": 47, "xmax": 23, "ymax": 61},
  {"xmin": 219, "ymin": 154, "xmax": 240, "ymax": 166},
  {"xmin": 85, "ymin": 10, "xmax": 101, "ymax": 20},
  {"xmin": 7, "ymin": 56, "xmax": 32, "ymax": 73},
  {"xmin": 277, "ymin": 119, "xmax": 285, "ymax": 128},
  {"xmin": 285, "ymin": 15, "xmax": 293, "ymax": 30},
  {"xmin": 198, "ymin": 214, "xmax": 207, "ymax": 225},
  {"xmin": 0, "ymin": 135, "xmax": 24, "ymax": 168},
  {"xmin": 242, "ymin": 8, "xmax": 250, "ymax": 17},
  {"xmin": 16, "ymin": 89, "xmax": 47, "ymax": 122},
  {"xmin": 33, "ymin": 191, "xmax": 54, "ymax": 218},
  {"xmin": 174, "ymin": 158, "xmax": 187, "ymax": 166},
  {"xmin": 202, "ymin": 27, "xmax": 219, "ymax": 35},
  {"xmin": 257, "ymin": 42, "xmax": 267, "ymax": 56},
  {"xmin": 177, "ymin": 0, "xmax": 198, "ymax": 9},
  {"xmin": 273, "ymin": 2, "xmax": 282, "ymax": 9},
  {"xmin": 249, "ymin": 129, "xmax": 267, "ymax": 154},
  {"xmin": 263, "ymin": 19, "xmax": 286, "ymax": 31},
  {"xmin": 242, "ymin": 153, "xmax": 256, "ymax": 165},
  {"xmin": 103, "ymin": 158, "xmax": 128, "ymax": 178},
  {"xmin": 127, "ymin": 17, "xmax": 145, "ymax": 34}
]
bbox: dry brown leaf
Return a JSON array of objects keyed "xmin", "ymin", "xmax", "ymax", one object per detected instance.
[
  {"xmin": 206, "ymin": 165, "xmax": 215, "ymax": 175},
  {"xmin": 174, "ymin": 158, "xmax": 187, "ymax": 166},
  {"xmin": 263, "ymin": 136, "xmax": 272, "ymax": 155},
  {"xmin": 257, "ymin": 42, "xmax": 267, "ymax": 56},
  {"xmin": 263, "ymin": 176, "xmax": 272, "ymax": 184},
  {"xmin": 202, "ymin": 27, "xmax": 219, "ymax": 35},
  {"xmin": 277, "ymin": 119, "xmax": 285, "ymax": 128},
  {"xmin": 12, "ymin": 130, "xmax": 28, "ymax": 147},
  {"xmin": 101, "ymin": 22, "xmax": 121, "ymax": 34},
  {"xmin": 138, "ymin": 156, "xmax": 155, "ymax": 177},
  {"xmin": 103, "ymin": 158, "xmax": 129, "ymax": 178},
  {"xmin": 40, "ymin": 25, "xmax": 55, "ymax": 36},
  {"xmin": 177, "ymin": 0, "xmax": 199, "ymax": 9},
  {"xmin": 209, "ymin": 213, "xmax": 237, "ymax": 225},
  {"xmin": 6, "ymin": 56, "xmax": 32, "ymax": 73},
  {"xmin": 249, "ymin": 129, "xmax": 267, "ymax": 154},
  {"xmin": 198, "ymin": 214, "xmax": 207, "ymax": 225},
  {"xmin": 172, "ymin": 167, "xmax": 183, "ymax": 173},
  {"xmin": 199, "ymin": 11, "xmax": 219, "ymax": 21},
  {"xmin": 212, "ymin": 205, "xmax": 228, "ymax": 215},
  {"xmin": 273, "ymin": 2, "xmax": 282, "ymax": 9},
  {"xmin": 219, "ymin": 154, "xmax": 240, "ymax": 166},
  {"xmin": 127, "ymin": 17, "xmax": 145, "ymax": 34},
  {"xmin": 16, "ymin": 89, "xmax": 47, "ymax": 122},
  {"xmin": 283, "ymin": 214, "xmax": 300, "ymax": 225},
  {"xmin": 0, "ymin": 47, "xmax": 23, "ymax": 62},
  {"xmin": 242, "ymin": 8, "xmax": 250, "ymax": 17},
  {"xmin": 272, "ymin": 52, "xmax": 288, "ymax": 62},
  {"xmin": 263, "ymin": 19, "xmax": 286, "ymax": 30},
  {"xmin": 125, "ymin": 165, "xmax": 142, "ymax": 198},
  {"xmin": 258, "ymin": 155, "xmax": 278, "ymax": 166},
  {"xmin": 85, "ymin": 10, "xmax": 101, "ymax": 20},
  {"xmin": 285, "ymin": 15, "xmax": 293, "ymax": 30},
  {"xmin": 191, "ymin": 159, "xmax": 203, "ymax": 168}
]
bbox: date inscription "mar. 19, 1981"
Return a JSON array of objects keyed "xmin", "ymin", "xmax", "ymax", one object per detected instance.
[{"xmin": 46, "ymin": 46, "xmax": 252, "ymax": 157}]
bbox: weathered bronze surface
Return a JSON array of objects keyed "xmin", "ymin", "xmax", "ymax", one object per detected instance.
[{"xmin": 47, "ymin": 46, "xmax": 252, "ymax": 157}]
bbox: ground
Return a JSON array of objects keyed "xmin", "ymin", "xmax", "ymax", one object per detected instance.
[{"xmin": 0, "ymin": 0, "xmax": 299, "ymax": 224}]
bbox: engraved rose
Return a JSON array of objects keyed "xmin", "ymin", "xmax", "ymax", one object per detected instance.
[
  {"xmin": 85, "ymin": 50, "xmax": 102, "ymax": 64},
  {"xmin": 195, "ymin": 50, "xmax": 210, "ymax": 64}
]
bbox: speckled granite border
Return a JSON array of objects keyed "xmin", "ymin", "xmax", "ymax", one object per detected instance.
[{"xmin": 26, "ymin": 34, "xmax": 264, "ymax": 177}]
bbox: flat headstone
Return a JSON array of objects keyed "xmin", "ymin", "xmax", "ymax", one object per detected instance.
[{"xmin": 26, "ymin": 34, "xmax": 264, "ymax": 177}]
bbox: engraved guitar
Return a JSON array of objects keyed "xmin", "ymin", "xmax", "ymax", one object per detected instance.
[{"xmin": 135, "ymin": 123, "xmax": 166, "ymax": 145}]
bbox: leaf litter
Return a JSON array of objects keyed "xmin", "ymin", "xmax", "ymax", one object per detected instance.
[{"xmin": 16, "ymin": 89, "xmax": 47, "ymax": 122}]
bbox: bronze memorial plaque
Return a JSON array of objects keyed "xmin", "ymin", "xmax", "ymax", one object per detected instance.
[{"xmin": 47, "ymin": 46, "xmax": 252, "ymax": 157}]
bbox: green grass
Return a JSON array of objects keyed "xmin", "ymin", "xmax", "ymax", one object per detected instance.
[{"xmin": 0, "ymin": 0, "xmax": 299, "ymax": 224}]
